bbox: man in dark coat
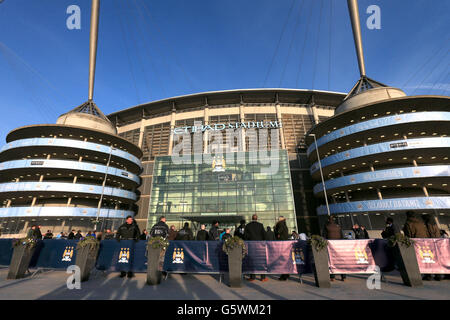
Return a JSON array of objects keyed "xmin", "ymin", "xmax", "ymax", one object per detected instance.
[
  {"xmin": 116, "ymin": 215, "xmax": 141, "ymax": 278},
  {"xmin": 67, "ymin": 230, "xmax": 75, "ymax": 240},
  {"xmin": 381, "ymin": 217, "xmax": 400, "ymax": 239},
  {"xmin": 403, "ymin": 211, "xmax": 428, "ymax": 238},
  {"xmin": 274, "ymin": 216, "xmax": 290, "ymax": 281},
  {"xmin": 74, "ymin": 230, "xmax": 83, "ymax": 240},
  {"xmin": 322, "ymin": 216, "xmax": 346, "ymax": 281},
  {"xmin": 176, "ymin": 222, "xmax": 194, "ymax": 240},
  {"xmin": 244, "ymin": 214, "xmax": 268, "ymax": 282},
  {"xmin": 196, "ymin": 224, "xmax": 209, "ymax": 240},
  {"xmin": 168, "ymin": 225, "xmax": 178, "ymax": 240},
  {"xmin": 209, "ymin": 221, "xmax": 220, "ymax": 241},
  {"xmin": 265, "ymin": 226, "xmax": 276, "ymax": 241},
  {"xmin": 234, "ymin": 220, "xmax": 246, "ymax": 239},
  {"xmin": 150, "ymin": 216, "xmax": 169, "ymax": 239}
]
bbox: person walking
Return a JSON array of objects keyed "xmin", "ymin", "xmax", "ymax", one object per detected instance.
[
  {"xmin": 265, "ymin": 226, "xmax": 276, "ymax": 240},
  {"xmin": 196, "ymin": 224, "xmax": 209, "ymax": 240},
  {"xmin": 244, "ymin": 214, "xmax": 268, "ymax": 282},
  {"xmin": 234, "ymin": 220, "xmax": 246, "ymax": 239},
  {"xmin": 176, "ymin": 222, "xmax": 194, "ymax": 241},
  {"xmin": 116, "ymin": 215, "xmax": 141, "ymax": 278},
  {"xmin": 150, "ymin": 216, "xmax": 169, "ymax": 239},
  {"xmin": 209, "ymin": 221, "xmax": 220, "ymax": 241},
  {"xmin": 274, "ymin": 216, "xmax": 290, "ymax": 281},
  {"xmin": 403, "ymin": 211, "xmax": 428, "ymax": 238},
  {"xmin": 323, "ymin": 216, "xmax": 346, "ymax": 281}
]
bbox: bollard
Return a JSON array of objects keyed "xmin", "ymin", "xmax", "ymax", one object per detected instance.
[
  {"xmin": 310, "ymin": 245, "xmax": 331, "ymax": 288},
  {"xmin": 147, "ymin": 246, "xmax": 163, "ymax": 285},
  {"xmin": 227, "ymin": 246, "xmax": 243, "ymax": 288},
  {"xmin": 7, "ymin": 241, "xmax": 37, "ymax": 279},
  {"xmin": 75, "ymin": 242, "xmax": 99, "ymax": 282},
  {"xmin": 392, "ymin": 242, "xmax": 423, "ymax": 287}
]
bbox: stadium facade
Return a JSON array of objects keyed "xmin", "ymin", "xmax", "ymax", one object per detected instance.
[
  {"xmin": 0, "ymin": 102, "xmax": 143, "ymax": 237},
  {"xmin": 108, "ymin": 89, "xmax": 346, "ymax": 234}
]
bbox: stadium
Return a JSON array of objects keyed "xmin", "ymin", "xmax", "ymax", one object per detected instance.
[
  {"xmin": 107, "ymin": 88, "xmax": 346, "ymax": 234},
  {"xmin": 0, "ymin": 101, "xmax": 143, "ymax": 237}
]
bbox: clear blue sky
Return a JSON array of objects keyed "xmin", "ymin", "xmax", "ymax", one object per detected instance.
[{"xmin": 0, "ymin": 0, "xmax": 448, "ymax": 142}]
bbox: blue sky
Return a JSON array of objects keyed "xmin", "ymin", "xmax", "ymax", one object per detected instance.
[{"xmin": 0, "ymin": 0, "xmax": 448, "ymax": 142}]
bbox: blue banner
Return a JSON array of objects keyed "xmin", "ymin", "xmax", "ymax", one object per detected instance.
[
  {"xmin": 0, "ymin": 239, "xmax": 13, "ymax": 266},
  {"xmin": 96, "ymin": 240, "xmax": 147, "ymax": 272},
  {"xmin": 29, "ymin": 239, "xmax": 79, "ymax": 269}
]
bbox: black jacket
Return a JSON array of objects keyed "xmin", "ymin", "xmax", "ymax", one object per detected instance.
[
  {"xmin": 274, "ymin": 220, "xmax": 289, "ymax": 240},
  {"xmin": 150, "ymin": 221, "xmax": 169, "ymax": 239},
  {"xmin": 176, "ymin": 227, "xmax": 194, "ymax": 240},
  {"xmin": 222, "ymin": 233, "xmax": 232, "ymax": 241},
  {"xmin": 353, "ymin": 227, "xmax": 367, "ymax": 239},
  {"xmin": 244, "ymin": 221, "xmax": 266, "ymax": 241},
  {"xmin": 234, "ymin": 224, "xmax": 246, "ymax": 239},
  {"xmin": 209, "ymin": 226, "xmax": 220, "ymax": 241},
  {"xmin": 381, "ymin": 223, "xmax": 400, "ymax": 239},
  {"xmin": 67, "ymin": 232, "xmax": 75, "ymax": 240},
  {"xmin": 196, "ymin": 230, "xmax": 209, "ymax": 241},
  {"xmin": 116, "ymin": 222, "xmax": 141, "ymax": 241},
  {"xmin": 265, "ymin": 230, "xmax": 276, "ymax": 241}
]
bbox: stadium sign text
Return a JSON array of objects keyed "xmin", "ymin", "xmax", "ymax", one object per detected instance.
[{"xmin": 172, "ymin": 121, "xmax": 282, "ymax": 135}]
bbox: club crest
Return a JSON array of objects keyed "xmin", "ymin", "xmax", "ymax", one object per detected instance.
[
  {"xmin": 61, "ymin": 246, "xmax": 74, "ymax": 262},
  {"xmin": 172, "ymin": 248, "xmax": 184, "ymax": 264},
  {"xmin": 291, "ymin": 247, "xmax": 305, "ymax": 265},
  {"xmin": 118, "ymin": 248, "xmax": 130, "ymax": 263},
  {"xmin": 354, "ymin": 247, "xmax": 369, "ymax": 264}
]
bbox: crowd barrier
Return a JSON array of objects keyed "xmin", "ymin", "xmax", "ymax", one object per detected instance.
[{"xmin": 0, "ymin": 239, "xmax": 449, "ymax": 275}]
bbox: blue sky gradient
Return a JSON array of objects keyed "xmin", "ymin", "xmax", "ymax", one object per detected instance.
[{"xmin": 0, "ymin": 0, "xmax": 448, "ymax": 142}]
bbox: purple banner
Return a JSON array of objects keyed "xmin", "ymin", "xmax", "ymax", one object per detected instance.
[
  {"xmin": 328, "ymin": 240, "xmax": 379, "ymax": 274},
  {"xmin": 414, "ymin": 239, "xmax": 450, "ymax": 274}
]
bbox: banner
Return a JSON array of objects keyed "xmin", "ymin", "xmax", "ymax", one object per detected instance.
[
  {"xmin": 328, "ymin": 240, "xmax": 379, "ymax": 274},
  {"xmin": 414, "ymin": 239, "xmax": 450, "ymax": 274},
  {"xmin": 163, "ymin": 240, "xmax": 312, "ymax": 274},
  {"xmin": 0, "ymin": 239, "xmax": 13, "ymax": 266},
  {"xmin": 96, "ymin": 240, "xmax": 147, "ymax": 272},
  {"xmin": 29, "ymin": 239, "xmax": 79, "ymax": 269}
]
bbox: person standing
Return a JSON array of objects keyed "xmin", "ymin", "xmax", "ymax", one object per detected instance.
[
  {"xmin": 360, "ymin": 225, "xmax": 369, "ymax": 239},
  {"xmin": 322, "ymin": 216, "xmax": 346, "ymax": 281},
  {"xmin": 244, "ymin": 214, "xmax": 268, "ymax": 282},
  {"xmin": 103, "ymin": 229, "xmax": 114, "ymax": 240},
  {"xmin": 67, "ymin": 230, "xmax": 75, "ymax": 240},
  {"xmin": 221, "ymin": 228, "xmax": 232, "ymax": 241},
  {"xmin": 381, "ymin": 217, "xmax": 400, "ymax": 239},
  {"xmin": 352, "ymin": 224, "xmax": 365, "ymax": 239},
  {"xmin": 265, "ymin": 226, "xmax": 276, "ymax": 241},
  {"xmin": 43, "ymin": 230, "xmax": 53, "ymax": 239},
  {"xmin": 150, "ymin": 216, "xmax": 169, "ymax": 239},
  {"xmin": 176, "ymin": 222, "xmax": 194, "ymax": 240},
  {"xmin": 140, "ymin": 229, "xmax": 149, "ymax": 240},
  {"xmin": 274, "ymin": 216, "xmax": 290, "ymax": 281},
  {"xmin": 196, "ymin": 224, "xmax": 209, "ymax": 240},
  {"xmin": 74, "ymin": 230, "xmax": 83, "ymax": 240},
  {"xmin": 234, "ymin": 220, "xmax": 246, "ymax": 239},
  {"xmin": 209, "ymin": 221, "xmax": 220, "ymax": 241},
  {"xmin": 168, "ymin": 225, "xmax": 178, "ymax": 240},
  {"xmin": 403, "ymin": 211, "xmax": 428, "ymax": 238},
  {"xmin": 116, "ymin": 215, "xmax": 141, "ymax": 278}
]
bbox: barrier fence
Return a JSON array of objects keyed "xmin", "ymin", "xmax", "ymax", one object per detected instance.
[{"xmin": 0, "ymin": 239, "xmax": 449, "ymax": 274}]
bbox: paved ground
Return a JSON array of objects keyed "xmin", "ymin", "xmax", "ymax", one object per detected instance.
[{"xmin": 0, "ymin": 267, "xmax": 448, "ymax": 300}]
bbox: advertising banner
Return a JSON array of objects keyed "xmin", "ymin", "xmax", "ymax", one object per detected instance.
[
  {"xmin": 328, "ymin": 240, "xmax": 379, "ymax": 274},
  {"xmin": 0, "ymin": 239, "xmax": 13, "ymax": 266},
  {"xmin": 29, "ymin": 239, "xmax": 78, "ymax": 269},
  {"xmin": 414, "ymin": 239, "xmax": 450, "ymax": 274}
]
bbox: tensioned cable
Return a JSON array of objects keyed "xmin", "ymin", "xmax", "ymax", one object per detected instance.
[
  {"xmin": 0, "ymin": 43, "xmax": 55, "ymax": 123},
  {"xmin": 279, "ymin": 0, "xmax": 305, "ymax": 87},
  {"xmin": 132, "ymin": 0, "xmax": 168, "ymax": 97},
  {"xmin": 138, "ymin": 0, "xmax": 196, "ymax": 92},
  {"xmin": 262, "ymin": 0, "xmax": 296, "ymax": 88},
  {"xmin": 438, "ymin": 72, "xmax": 450, "ymax": 95},
  {"xmin": 295, "ymin": 0, "xmax": 314, "ymax": 88},
  {"xmin": 412, "ymin": 49, "xmax": 449, "ymax": 95},
  {"xmin": 430, "ymin": 61, "xmax": 450, "ymax": 94},
  {"xmin": 402, "ymin": 38, "xmax": 449, "ymax": 89},
  {"xmin": 115, "ymin": 0, "xmax": 141, "ymax": 104},
  {"xmin": 311, "ymin": 0, "xmax": 325, "ymax": 90},
  {"xmin": 123, "ymin": 0, "xmax": 153, "ymax": 101}
]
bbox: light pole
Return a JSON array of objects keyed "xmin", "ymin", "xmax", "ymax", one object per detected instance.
[
  {"xmin": 308, "ymin": 134, "xmax": 331, "ymax": 216},
  {"xmin": 95, "ymin": 145, "xmax": 113, "ymax": 231}
]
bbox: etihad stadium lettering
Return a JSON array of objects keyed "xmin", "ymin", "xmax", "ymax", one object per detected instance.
[{"xmin": 172, "ymin": 121, "xmax": 283, "ymax": 135}]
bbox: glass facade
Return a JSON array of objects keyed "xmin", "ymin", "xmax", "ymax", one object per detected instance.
[{"xmin": 147, "ymin": 150, "xmax": 297, "ymax": 233}]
